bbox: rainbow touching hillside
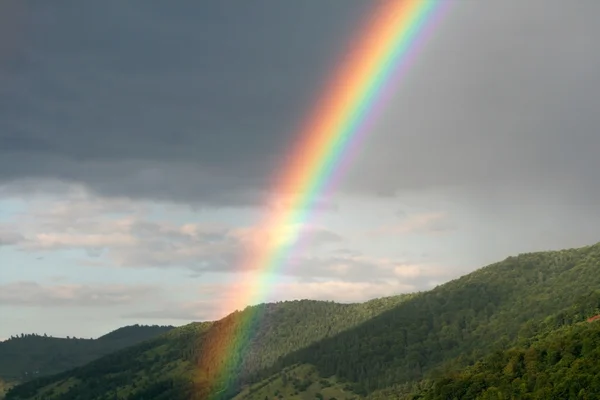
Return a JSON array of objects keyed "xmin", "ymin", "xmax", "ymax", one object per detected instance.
[{"xmin": 200, "ymin": 0, "xmax": 451, "ymax": 397}]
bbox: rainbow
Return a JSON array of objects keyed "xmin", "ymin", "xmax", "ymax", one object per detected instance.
[{"xmin": 202, "ymin": 0, "xmax": 449, "ymax": 396}]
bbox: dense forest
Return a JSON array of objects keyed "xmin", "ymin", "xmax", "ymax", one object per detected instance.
[
  {"xmin": 0, "ymin": 325, "xmax": 173, "ymax": 384},
  {"xmin": 269, "ymin": 246, "xmax": 600, "ymax": 395},
  {"xmin": 410, "ymin": 318, "xmax": 600, "ymax": 399},
  {"xmin": 6, "ymin": 243, "xmax": 600, "ymax": 400}
]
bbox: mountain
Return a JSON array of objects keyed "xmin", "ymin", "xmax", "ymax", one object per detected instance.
[
  {"xmin": 235, "ymin": 245, "xmax": 600, "ymax": 400},
  {"xmin": 4, "ymin": 297, "xmax": 412, "ymax": 400},
  {"xmin": 6, "ymin": 243, "xmax": 600, "ymax": 400},
  {"xmin": 266, "ymin": 244, "xmax": 600, "ymax": 396},
  {"xmin": 0, "ymin": 325, "xmax": 174, "ymax": 386}
]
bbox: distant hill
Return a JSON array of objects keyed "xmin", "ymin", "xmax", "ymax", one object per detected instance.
[
  {"xmin": 6, "ymin": 243, "xmax": 600, "ymax": 400},
  {"xmin": 0, "ymin": 324, "xmax": 174, "ymax": 384}
]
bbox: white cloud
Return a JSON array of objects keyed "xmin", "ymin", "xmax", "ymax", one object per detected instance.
[
  {"xmin": 0, "ymin": 190, "xmax": 459, "ymax": 331},
  {"xmin": 284, "ymin": 253, "xmax": 447, "ymax": 285},
  {"xmin": 0, "ymin": 281, "xmax": 157, "ymax": 307},
  {"xmin": 3, "ymin": 192, "xmax": 348, "ymax": 276},
  {"xmin": 1, "ymin": 191, "xmax": 457, "ymax": 291}
]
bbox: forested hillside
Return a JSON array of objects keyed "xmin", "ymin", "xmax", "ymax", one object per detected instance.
[
  {"xmin": 5, "ymin": 296, "xmax": 410, "ymax": 400},
  {"xmin": 269, "ymin": 244, "xmax": 600, "ymax": 396},
  {"xmin": 0, "ymin": 325, "xmax": 173, "ymax": 383},
  {"xmin": 6, "ymin": 243, "xmax": 600, "ymax": 400},
  {"xmin": 410, "ymin": 317, "xmax": 600, "ymax": 399}
]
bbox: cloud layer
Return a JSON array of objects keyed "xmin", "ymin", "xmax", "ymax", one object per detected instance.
[
  {"xmin": 344, "ymin": 0, "xmax": 600, "ymax": 205},
  {"xmin": 2, "ymin": 1, "xmax": 598, "ymax": 209},
  {"xmin": 0, "ymin": 0, "xmax": 370, "ymax": 206},
  {"xmin": 0, "ymin": 281, "xmax": 155, "ymax": 307},
  {"xmin": 6, "ymin": 193, "xmax": 342, "ymax": 273},
  {"xmin": 2, "ymin": 191, "xmax": 449, "ymax": 292}
]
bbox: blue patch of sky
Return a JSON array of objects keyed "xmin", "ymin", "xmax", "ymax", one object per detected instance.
[{"xmin": 0, "ymin": 199, "xmax": 27, "ymax": 221}]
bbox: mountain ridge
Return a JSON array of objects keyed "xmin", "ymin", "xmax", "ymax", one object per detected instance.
[
  {"xmin": 6, "ymin": 242, "xmax": 600, "ymax": 400},
  {"xmin": 0, "ymin": 324, "xmax": 174, "ymax": 387}
]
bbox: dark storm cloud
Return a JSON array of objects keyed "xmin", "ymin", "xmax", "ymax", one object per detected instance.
[
  {"xmin": 344, "ymin": 0, "xmax": 600, "ymax": 206},
  {"xmin": 0, "ymin": 0, "xmax": 371, "ymax": 205},
  {"xmin": 3, "ymin": 0, "xmax": 600, "ymax": 207}
]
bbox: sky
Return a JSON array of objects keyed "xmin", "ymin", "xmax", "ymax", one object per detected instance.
[{"xmin": 2, "ymin": 0, "xmax": 600, "ymax": 339}]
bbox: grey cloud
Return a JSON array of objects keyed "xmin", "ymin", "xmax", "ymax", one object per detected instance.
[
  {"xmin": 14, "ymin": 197, "xmax": 347, "ymax": 274},
  {"xmin": 2, "ymin": 0, "xmax": 598, "ymax": 209},
  {"xmin": 420, "ymin": 216, "xmax": 457, "ymax": 234},
  {"xmin": 295, "ymin": 227, "xmax": 343, "ymax": 249},
  {"xmin": 368, "ymin": 212, "xmax": 457, "ymax": 237},
  {"xmin": 0, "ymin": 281, "xmax": 156, "ymax": 307},
  {"xmin": 0, "ymin": 0, "xmax": 371, "ymax": 206},
  {"xmin": 180, "ymin": 251, "xmax": 447, "ymax": 289},
  {"xmin": 122, "ymin": 277, "xmax": 429, "ymax": 322},
  {"xmin": 287, "ymin": 255, "xmax": 389, "ymax": 282},
  {"xmin": 85, "ymin": 223, "xmax": 344, "ymax": 273},
  {"xmin": 286, "ymin": 254, "xmax": 453, "ymax": 288},
  {"xmin": 123, "ymin": 300, "xmax": 217, "ymax": 322},
  {"xmin": 13, "ymin": 194, "xmax": 448, "ymax": 286},
  {"xmin": 330, "ymin": 248, "xmax": 361, "ymax": 257},
  {"xmin": 0, "ymin": 230, "xmax": 23, "ymax": 246},
  {"xmin": 341, "ymin": 0, "xmax": 600, "ymax": 206},
  {"xmin": 396, "ymin": 209, "xmax": 408, "ymax": 219}
]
